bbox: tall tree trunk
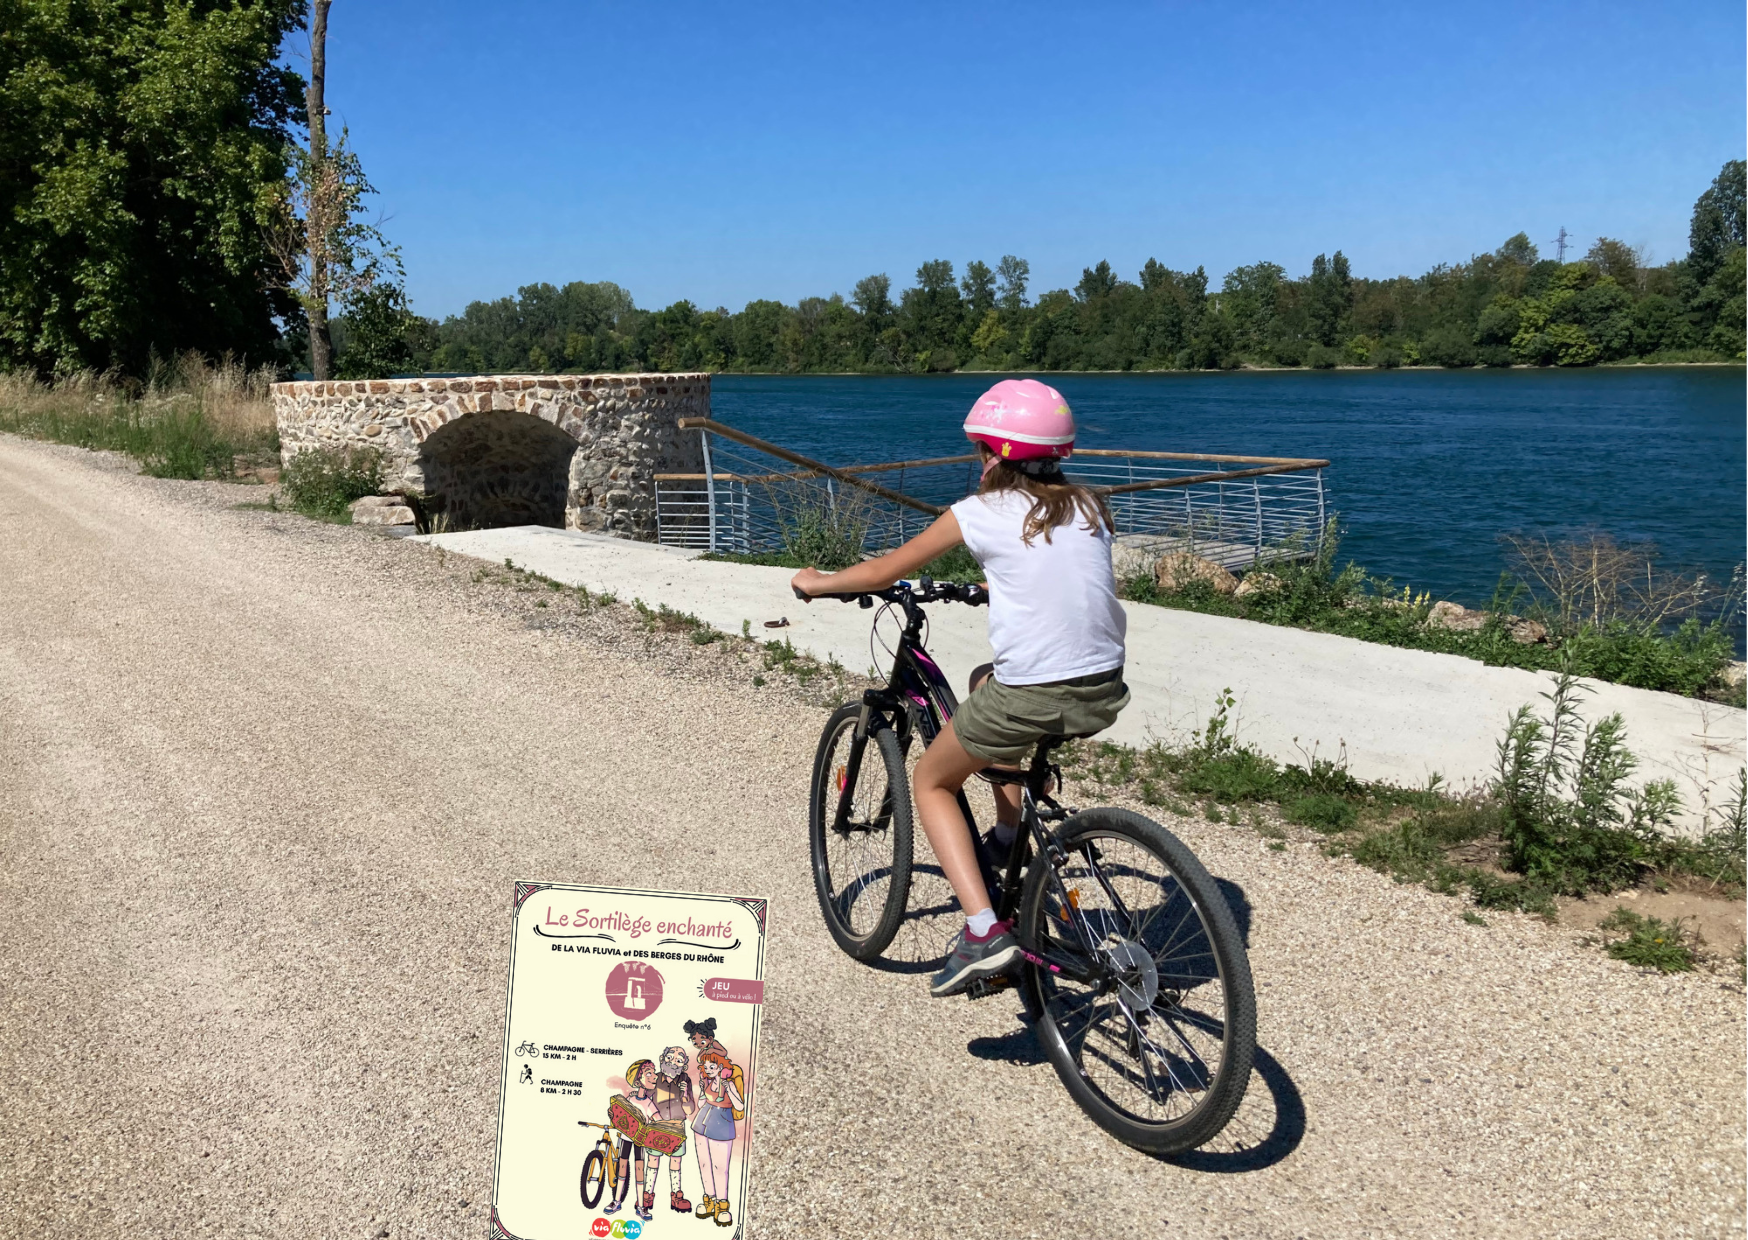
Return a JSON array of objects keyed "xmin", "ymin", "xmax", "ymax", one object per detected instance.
[{"xmin": 305, "ymin": 0, "xmax": 333, "ymax": 380}]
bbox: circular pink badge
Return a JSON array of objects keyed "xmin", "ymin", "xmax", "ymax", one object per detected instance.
[{"xmin": 604, "ymin": 962, "xmax": 664, "ymax": 1020}]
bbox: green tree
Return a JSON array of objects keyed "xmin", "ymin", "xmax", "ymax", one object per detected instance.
[
  {"xmin": 1585, "ymin": 237, "xmax": 1641, "ymax": 288},
  {"xmin": 899, "ymin": 259, "xmax": 962, "ymax": 369},
  {"xmin": 1306, "ymin": 252, "xmax": 1353, "ymax": 347},
  {"xmin": 960, "ymin": 260, "xmax": 995, "ymax": 316},
  {"xmin": 852, "ymin": 273, "xmax": 893, "ymax": 333},
  {"xmin": 1688, "ymin": 159, "xmax": 1746, "ymax": 285},
  {"xmin": 333, "ymin": 284, "xmax": 415, "ymax": 379},
  {"xmin": 996, "ymin": 255, "xmax": 1030, "ymax": 310},
  {"xmin": 0, "ymin": 0, "xmax": 306, "ymax": 374}
]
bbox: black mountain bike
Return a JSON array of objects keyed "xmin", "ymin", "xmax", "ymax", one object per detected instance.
[{"xmin": 804, "ymin": 578, "xmax": 1257, "ymax": 1155}]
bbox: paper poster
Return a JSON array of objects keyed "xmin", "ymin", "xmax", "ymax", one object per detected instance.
[{"xmin": 491, "ymin": 882, "xmax": 769, "ymax": 1240}]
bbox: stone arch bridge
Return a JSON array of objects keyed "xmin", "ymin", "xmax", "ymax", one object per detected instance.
[{"xmin": 270, "ymin": 374, "xmax": 708, "ymax": 536}]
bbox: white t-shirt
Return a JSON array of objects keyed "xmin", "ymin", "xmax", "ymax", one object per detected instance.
[{"xmin": 950, "ymin": 489, "xmax": 1127, "ymax": 686}]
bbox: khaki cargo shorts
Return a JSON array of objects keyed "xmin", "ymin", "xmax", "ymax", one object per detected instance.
[{"xmin": 953, "ymin": 665, "xmax": 1129, "ymax": 766}]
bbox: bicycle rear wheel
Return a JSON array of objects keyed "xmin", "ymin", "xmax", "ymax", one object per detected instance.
[
  {"xmin": 809, "ymin": 703, "xmax": 914, "ymax": 960},
  {"xmin": 1019, "ymin": 807, "xmax": 1256, "ymax": 1155}
]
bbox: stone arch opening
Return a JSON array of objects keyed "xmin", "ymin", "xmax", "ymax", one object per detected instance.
[{"xmin": 418, "ymin": 410, "xmax": 578, "ymax": 530}]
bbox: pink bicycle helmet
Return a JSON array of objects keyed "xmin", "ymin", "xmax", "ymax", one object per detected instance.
[{"xmin": 963, "ymin": 379, "xmax": 1074, "ymax": 463}]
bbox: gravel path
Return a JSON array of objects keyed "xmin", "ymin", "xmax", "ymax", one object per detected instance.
[{"xmin": 2, "ymin": 435, "xmax": 1743, "ymax": 1240}]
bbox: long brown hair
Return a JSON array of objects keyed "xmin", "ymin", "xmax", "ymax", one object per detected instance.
[{"xmin": 977, "ymin": 449, "xmax": 1114, "ymax": 546}]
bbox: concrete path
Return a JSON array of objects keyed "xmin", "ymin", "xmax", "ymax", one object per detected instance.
[
  {"xmin": 4, "ymin": 436, "xmax": 1743, "ymax": 1240},
  {"xmin": 422, "ymin": 525, "xmax": 1746, "ymax": 821}
]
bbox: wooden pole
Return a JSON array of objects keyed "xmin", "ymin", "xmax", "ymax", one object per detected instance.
[{"xmin": 305, "ymin": 0, "xmax": 333, "ymax": 381}]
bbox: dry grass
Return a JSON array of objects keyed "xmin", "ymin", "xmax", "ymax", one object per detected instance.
[
  {"xmin": 1501, "ymin": 530, "xmax": 1740, "ymax": 632},
  {"xmin": 0, "ymin": 353, "xmax": 278, "ymax": 478}
]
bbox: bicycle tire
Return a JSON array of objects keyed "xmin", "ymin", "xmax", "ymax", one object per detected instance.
[
  {"xmin": 1019, "ymin": 807, "xmax": 1256, "ymax": 1155},
  {"xmin": 809, "ymin": 703, "xmax": 914, "ymax": 960},
  {"xmin": 579, "ymin": 1148, "xmax": 607, "ymax": 1209}
]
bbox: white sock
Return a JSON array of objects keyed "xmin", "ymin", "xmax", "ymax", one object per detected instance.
[
  {"xmin": 966, "ymin": 907, "xmax": 998, "ymax": 937},
  {"xmin": 992, "ymin": 821, "xmax": 1017, "ymax": 846}
]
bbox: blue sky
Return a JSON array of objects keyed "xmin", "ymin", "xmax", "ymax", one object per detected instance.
[{"xmin": 313, "ymin": 1, "xmax": 1745, "ymax": 320}]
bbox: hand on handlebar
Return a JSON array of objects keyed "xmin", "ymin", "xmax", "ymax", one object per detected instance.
[{"xmin": 789, "ymin": 567, "xmax": 832, "ymax": 601}]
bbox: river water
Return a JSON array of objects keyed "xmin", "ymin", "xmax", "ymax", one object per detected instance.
[{"xmin": 711, "ymin": 368, "xmax": 1745, "ymax": 621}]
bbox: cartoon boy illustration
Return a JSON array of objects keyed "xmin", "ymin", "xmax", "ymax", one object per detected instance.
[{"xmin": 645, "ymin": 1044, "xmax": 695, "ymax": 1213}]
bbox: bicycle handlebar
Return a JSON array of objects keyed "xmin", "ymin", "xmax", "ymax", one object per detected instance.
[{"xmin": 792, "ymin": 577, "xmax": 987, "ymax": 608}]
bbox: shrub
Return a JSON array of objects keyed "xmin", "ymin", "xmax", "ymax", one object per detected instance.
[
  {"xmin": 281, "ymin": 446, "xmax": 384, "ymax": 519},
  {"xmin": 774, "ymin": 494, "xmax": 868, "ymax": 571},
  {"xmin": 1304, "ymin": 344, "xmax": 1340, "ymax": 369}
]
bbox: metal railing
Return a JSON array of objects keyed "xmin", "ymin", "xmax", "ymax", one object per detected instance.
[{"xmin": 655, "ymin": 419, "xmax": 1329, "ymax": 572}]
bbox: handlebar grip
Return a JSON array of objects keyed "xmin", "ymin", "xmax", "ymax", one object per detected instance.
[{"xmin": 792, "ymin": 585, "xmax": 808, "ymax": 600}]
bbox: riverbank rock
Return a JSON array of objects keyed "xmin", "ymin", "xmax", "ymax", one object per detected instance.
[
  {"xmin": 1721, "ymin": 662, "xmax": 1747, "ymax": 689},
  {"xmin": 1234, "ymin": 571, "xmax": 1283, "ymax": 598},
  {"xmin": 1426, "ymin": 600, "xmax": 1547, "ymax": 644},
  {"xmin": 1506, "ymin": 617, "xmax": 1548, "ymax": 645},
  {"xmin": 1428, "ymin": 600, "xmax": 1484, "ymax": 631},
  {"xmin": 1155, "ymin": 553, "xmax": 1237, "ymax": 595},
  {"xmin": 349, "ymin": 495, "xmax": 416, "ymax": 526}
]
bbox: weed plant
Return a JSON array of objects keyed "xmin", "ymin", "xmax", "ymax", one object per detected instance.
[
  {"xmin": 280, "ymin": 446, "xmax": 383, "ymax": 519},
  {"xmin": 1596, "ymin": 908, "xmax": 1698, "ymax": 973},
  {"xmin": 773, "ymin": 489, "xmax": 870, "ymax": 571}
]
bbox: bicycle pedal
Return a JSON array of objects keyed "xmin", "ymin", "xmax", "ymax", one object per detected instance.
[{"xmin": 964, "ymin": 975, "xmax": 1015, "ymax": 1002}]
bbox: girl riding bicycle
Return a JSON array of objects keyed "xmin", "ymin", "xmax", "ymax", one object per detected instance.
[{"xmin": 793, "ymin": 379, "xmax": 1129, "ymax": 997}]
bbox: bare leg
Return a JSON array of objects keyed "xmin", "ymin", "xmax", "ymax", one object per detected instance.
[
  {"xmin": 913, "ymin": 720, "xmax": 1002, "ymax": 915},
  {"xmin": 695, "ymin": 1136, "xmax": 714, "ymax": 1199},
  {"xmin": 709, "ymin": 1136, "xmax": 733, "ymax": 1203}
]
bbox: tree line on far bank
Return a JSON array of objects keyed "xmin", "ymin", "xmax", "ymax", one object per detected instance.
[
  {"xmin": 398, "ymin": 161, "xmax": 1744, "ymax": 378},
  {"xmin": 0, "ymin": 0, "xmax": 1740, "ymax": 381}
]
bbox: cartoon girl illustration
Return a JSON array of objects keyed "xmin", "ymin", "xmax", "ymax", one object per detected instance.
[
  {"xmin": 604, "ymin": 1058, "xmax": 659, "ymax": 1221},
  {"xmin": 691, "ymin": 1050, "xmax": 744, "ymax": 1228},
  {"xmin": 684, "ymin": 1016, "xmax": 727, "ymax": 1060}
]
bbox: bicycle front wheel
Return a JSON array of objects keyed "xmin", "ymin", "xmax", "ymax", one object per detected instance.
[
  {"xmin": 1019, "ymin": 807, "xmax": 1256, "ymax": 1155},
  {"xmin": 579, "ymin": 1148, "xmax": 607, "ymax": 1209},
  {"xmin": 809, "ymin": 703, "xmax": 914, "ymax": 960}
]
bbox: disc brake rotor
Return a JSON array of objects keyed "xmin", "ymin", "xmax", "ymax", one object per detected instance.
[{"xmin": 1102, "ymin": 936, "xmax": 1159, "ymax": 1010}]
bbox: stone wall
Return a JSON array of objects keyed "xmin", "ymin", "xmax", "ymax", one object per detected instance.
[{"xmin": 270, "ymin": 375, "xmax": 708, "ymax": 538}]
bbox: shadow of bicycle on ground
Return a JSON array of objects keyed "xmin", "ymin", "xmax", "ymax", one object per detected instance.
[{"xmin": 967, "ymin": 1021, "xmax": 1304, "ymax": 1172}]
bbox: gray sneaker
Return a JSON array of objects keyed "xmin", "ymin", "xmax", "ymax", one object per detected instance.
[{"xmin": 930, "ymin": 920, "xmax": 1022, "ymax": 997}]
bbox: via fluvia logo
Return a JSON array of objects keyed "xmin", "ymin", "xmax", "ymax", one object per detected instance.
[{"xmin": 590, "ymin": 1219, "xmax": 610, "ymax": 1238}]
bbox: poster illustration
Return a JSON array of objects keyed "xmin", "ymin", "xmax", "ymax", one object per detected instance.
[{"xmin": 491, "ymin": 882, "xmax": 768, "ymax": 1240}]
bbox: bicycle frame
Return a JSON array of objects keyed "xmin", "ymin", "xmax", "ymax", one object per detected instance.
[{"xmin": 824, "ymin": 582, "xmax": 1110, "ymax": 990}]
